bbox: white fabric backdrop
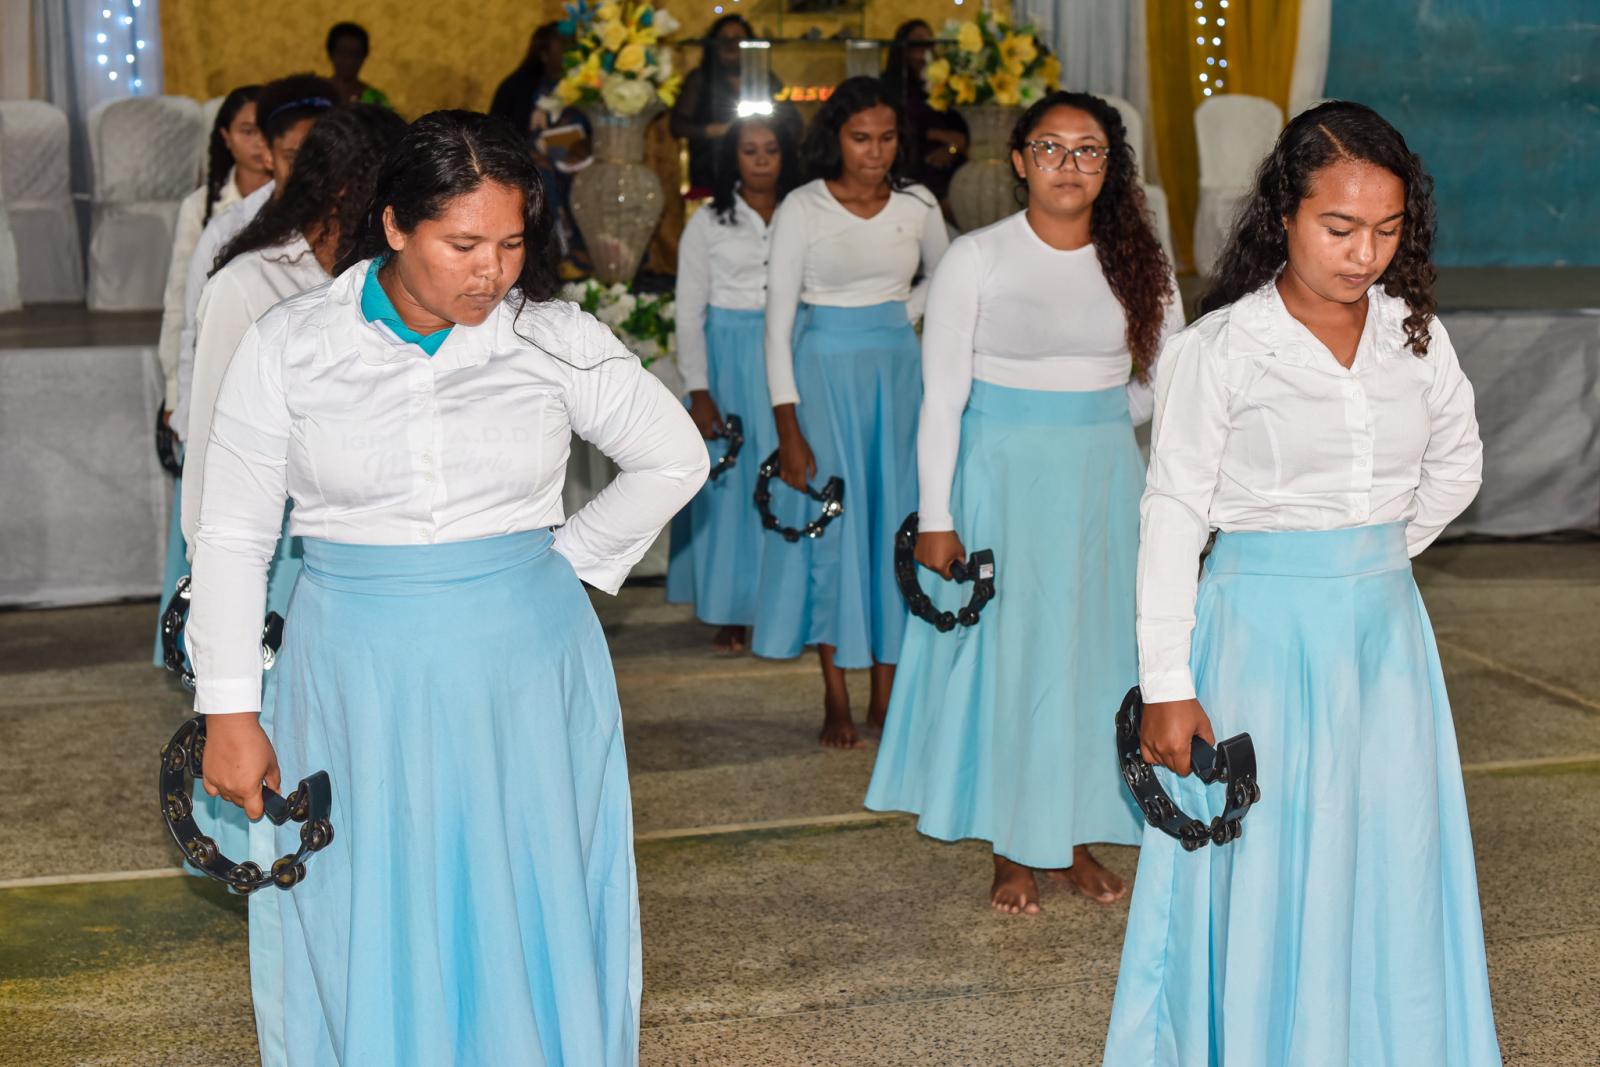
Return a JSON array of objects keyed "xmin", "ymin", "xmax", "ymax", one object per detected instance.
[{"xmin": 4, "ymin": 317, "xmax": 1593, "ymax": 608}]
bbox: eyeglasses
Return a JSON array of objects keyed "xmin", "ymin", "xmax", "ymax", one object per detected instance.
[{"xmin": 1025, "ymin": 140, "xmax": 1110, "ymax": 175}]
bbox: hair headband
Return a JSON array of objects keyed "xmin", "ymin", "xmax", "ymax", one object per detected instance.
[{"xmin": 266, "ymin": 96, "xmax": 335, "ymax": 124}]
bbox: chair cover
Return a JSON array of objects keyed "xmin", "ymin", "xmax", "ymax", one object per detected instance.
[
  {"xmin": 0, "ymin": 101, "xmax": 84, "ymax": 304},
  {"xmin": 1192, "ymin": 95, "xmax": 1283, "ymax": 275},
  {"xmin": 87, "ymin": 96, "xmax": 205, "ymax": 310},
  {"xmin": 1100, "ymin": 94, "xmax": 1147, "ymax": 179},
  {"xmin": 1143, "ymin": 182, "xmax": 1175, "ymax": 266}
]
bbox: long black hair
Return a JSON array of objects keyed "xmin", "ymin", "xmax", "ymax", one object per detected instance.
[
  {"xmin": 215, "ymin": 104, "xmax": 408, "ymax": 276},
  {"xmin": 692, "ymin": 14, "xmax": 755, "ymax": 124},
  {"xmin": 340, "ymin": 110, "xmax": 560, "ymax": 306},
  {"xmin": 1200, "ymin": 100, "xmax": 1438, "ymax": 356},
  {"xmin": 802, "ymin": 76, "xmax": 917, "ymax": 192},
  {"xmin": 255, "ymin": 73, "xmax": 338, "ymax": 145},
  {"xmin": 710, "ymin": 116, "xmax": 801, "ymax": 224},
  {"xmin": 881, "ymin": 19, "xmax": 932, "ymax": 106},
  {"xmin": 1010, "ymin": 91, "xmax": 1174, "ymax": 381},
  {"xmin": 203, "ymin": 85, "xmax": 261, "ymax": 225}
]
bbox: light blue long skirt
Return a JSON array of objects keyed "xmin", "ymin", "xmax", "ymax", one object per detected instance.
[
  {"xmin": 749, "ymin": 301, "xmax": 920, "ymax": 668},
  {"xmin": 665, "ymin": 306, "xmax": 777, "ymax": 627},
  {"xmin": 1103, "ymin": 524, "xmax": 1500, "ymax": 1067},
  {"xmin": 248, "ymin": 530, "xmax": 640, "ymax": 1067},
  {"xmin": 866, "ymin": 383, "xmax": 1144, "ymax": 867}
]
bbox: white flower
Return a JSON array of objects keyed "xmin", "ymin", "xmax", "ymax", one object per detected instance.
[
  {"xmin": 630, "ymin": 337, "xmax": 662, "ymax": 364},
  {"xmin": 652, "ymin": 9, "xmax": 681, "ymax": 36},
  {"xmin": 600, "ymin": 72, "xmax": 655, "ymax": 115},
  {"xmin": 536, "ymin": 93, "xmax": 566, "ymax": 119},
  {"xmin": 560, "ymin": 282, "xmax": 590, "ymax": 303},
  {"xmin": 655, "ymin": 47, "xmax": 674, "ymax": 79},
  {"xmin": 596, "ymin": 291, "xmax": 637, "ymax": 328}
]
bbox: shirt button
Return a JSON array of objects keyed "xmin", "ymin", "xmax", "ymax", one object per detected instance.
[
  {"xmin": 422, "ymin": 471, "xmax": 435, "ymax": 483},
  {"xmin": 421, "ymin": 452, "xmax": 433, "ymax": 466}
]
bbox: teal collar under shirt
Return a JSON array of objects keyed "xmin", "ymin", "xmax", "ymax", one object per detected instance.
[{"xmin": 361, "ymin": 258, "xmax": 453, "ymax": 356}]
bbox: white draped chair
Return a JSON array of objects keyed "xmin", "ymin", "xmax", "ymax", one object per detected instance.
[
  {"xmin": 1094, "ymin": 96, "xmax": 1175, "ymax": 268},
  {"xmin": 0, "ymin": 101, "xmax": 84, "ymax": 305},
  {"xmin": 87, "ymin": 96, "xmax": 205, "ymax": 311},
  {"xmin": 1193, "ymin": 94, "xmax": 1283, "ymax": 275},
  {"xmin": 1100, "ymin": 94, "xmax": 1147, "ymax": 179},
  {"xmin": 1142, "ymin": 182, "xmax": 1176, "ymax": 266}
]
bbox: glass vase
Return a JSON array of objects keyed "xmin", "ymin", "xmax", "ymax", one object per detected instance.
[
  {"xmin": 568, "ymin": 103, "xmax": 666, "ymax": 285},
  {"xmin": 946, "ymin": 104, "xmax": 1025, "ymax": 233}
]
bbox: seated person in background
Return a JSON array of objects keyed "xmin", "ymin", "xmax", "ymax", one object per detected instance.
[
  {"xmin": 884, "ymin": 19, "xmax": 968, "ymax": 202},
  {"xmin": 491, "ymin": 21, "xmax": 590, "ymax": 256},
  {"xmin": 327, "ymin": 21, "xmax": 391, "ymax": 108},
  {"xmin": 670, "ymin": 14, "xmax": 793, "ymax": 199}
]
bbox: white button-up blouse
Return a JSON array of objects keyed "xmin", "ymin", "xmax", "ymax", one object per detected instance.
[
  {"xmin": 674, "ymin": 195, "xmax": 771, "ymax": 395},
  {"xmin": 187, "ymin": 261, "xmax": 709, "ymax": 714},
  {"xmin": 1136, "ymin": 281, "xmax": 1483, "ymax": 703}
]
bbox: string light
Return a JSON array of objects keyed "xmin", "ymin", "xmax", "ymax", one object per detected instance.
[
  {"xmin": 1194, "ymin": 1, "xmax": 1228, "ymax": 99},
  {"xmin": 96, "ymin": 1, "xmax": 149, "ymax": 95}
]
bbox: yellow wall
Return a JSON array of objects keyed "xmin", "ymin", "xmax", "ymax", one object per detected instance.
[{"xmin": 161, "ymin": 1, "xmax": 1005, "ymax": 118}]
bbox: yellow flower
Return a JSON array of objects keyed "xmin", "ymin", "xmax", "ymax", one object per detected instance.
[
  {"xmin": 928, "ymin": 85, "xmax": 951, "ymax": 112},
  {"xmin": 923, "ymin": 57, "xmax": 951, "ymax": 88},
  {"xmin": 990, "ymin": 68, "xmax": 1021, "ymax": 107},
  {"xmin": 1039, "ymin": 54, "xmax": 1062, "ymax": 89},
  {"xmin": 628, "ymin": 25, "xmax": 659, "ymax": 46},
  {"xmin": 600, "ymin": 20, "xmax": 629, "ymax": 53},
  {"xmin": 998, "ymin": 33, "xmax": 1037, "ymax": 69},
  {"xmin": 615, "ymin": 43, "xmax": 647, "ymax": 73},
  {"xmin": 949, "ymin": 73, "xmax": 977, "ymax": 106},
  {"xmin": 657, "ymin": 72, "xmax": 683, "ymax": 107},
  {"xmin": 595, "ymin": 2, "xmax": 620, "ymax": 20},
  {"xmin": 957, "ymin": 21, "xmax": 983, "ymax": 53},
  {"xmin": 555, "ymin": 76, "xmax": 582, "ymax": 106},
  {"xmin": 578, "ymin": 52, "xmax": 605, "ymax": 89}
]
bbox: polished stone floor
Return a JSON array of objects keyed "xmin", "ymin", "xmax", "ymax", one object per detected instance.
[{"xmin": 1, "ymin": 540, "xmax": 1597, "ymax": 1065}]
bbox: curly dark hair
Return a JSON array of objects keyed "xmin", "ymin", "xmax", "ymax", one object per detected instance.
[
  {"xmin": 202, "ymin": 85, "xmax": 261, "ymax": 225},
  {"xmin": 710, "ymin": 116, "xmax": 802, "ymax": 224},
  {"xmin": 1199, "ymin": 100, "xmax": 1438, "ymax": 356},
  {"xmin": 339, "ymin": 109, "xmax": 561, "ymax": 307},
  {"xmin": 1009, "ymin": 91, "xmax": 1174, "ymax": 382},
  {"xmin": 255, "ymin": 73, "xmax": 338, "ymax": 145},
  {"xmin": 215, "ymin": 104, "xmax": 407, "ymax": 277},
  {"xmin": 802, "ymin": 76, "xmax": 920, "ymax": 195}
]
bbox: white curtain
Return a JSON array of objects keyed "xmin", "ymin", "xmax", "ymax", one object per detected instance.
[
  {"xmin": 1012, "ymin": 0, "xmax": 1159, "ymax": 180},
  {"xmin": 1289, "ymin": 0, "xmax": 1332, "ymax": 116}
]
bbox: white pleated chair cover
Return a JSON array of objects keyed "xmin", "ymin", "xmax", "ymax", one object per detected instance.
[
  {"xmin": 1192, "ymin": 94, "xmax": 1283, "ymax": 275},
  {"xmin": 0, "ymin": 101, "xmax": 84, "ymax": 304},
  {"xmin": 87, "ymin": 96, "xmax": 205, "ymax": 310},
  {"xmin": 1142, "ymin": 181, "xmax": 1175, "ymax": 266},
  {"xmin": 0, "ymin": 122, "xmax": 20, "ymax": 313},
  {"xmin": 1100, "ymin": 94, "xmax": 1147, "ymax": 180}
]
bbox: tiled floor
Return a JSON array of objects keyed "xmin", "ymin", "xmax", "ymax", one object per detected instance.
[{"xmin": 1, "ymin": 541, "xmax": 1597, "ymax": 1065}]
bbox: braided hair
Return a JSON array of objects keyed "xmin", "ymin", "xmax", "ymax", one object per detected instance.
[{"xmin": 202, "ymin": 85, "xmax": 261, "ymax": 225}]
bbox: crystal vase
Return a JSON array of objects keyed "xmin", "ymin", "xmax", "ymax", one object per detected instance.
[
  {"xmin": 568, "ymin": 103, "xmax": 666, "ymax": 284},
  {"xmin": 946, "ymin": 104, "xmax": 1024, "ymax": 233}
]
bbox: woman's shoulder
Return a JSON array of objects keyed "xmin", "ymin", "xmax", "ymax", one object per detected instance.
[
  {"xmin": 505, "ymin": 295, "xmax": 634, "ymax": 371},
  {"xmin": 890, "ymin": 182, "xmax": 940, "ymax": 211}
]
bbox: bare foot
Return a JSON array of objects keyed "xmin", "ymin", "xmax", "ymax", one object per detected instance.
[
  {"xmin": 990, "ymin": 855, "xmax": 1041, "ymax": 915},
  {"xmin": 711, "ymin": 626, "xmax": 748, "ymax": 654},
  {"xmin": 1046, "ymin": 845, "xmax": 1127, "ymax": 904},
  {"xmin": 819, "ymin": 690, "xmax": 862, "ymax": 749}
]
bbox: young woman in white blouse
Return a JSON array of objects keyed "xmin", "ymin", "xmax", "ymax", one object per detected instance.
[
  {"xmin": 868, "ymin": 93, "xmax": 1182, "ymax": 915},
  {"xmin": 188, "ymin": 111, "xmax": 706, "ymax": 1066},
  {"xmin": 1103, "ymin": 102, "xmax": 1499, "ymax": 1066},
  {"xmin": 666, "ymin": 116, "xmax": 800, "ymax": 652},
  {"xmin": 754, "ymin": 76, "xmax": 950, "ymax": 747}
]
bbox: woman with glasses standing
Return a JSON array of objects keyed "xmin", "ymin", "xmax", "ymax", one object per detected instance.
[
  {"xmin": 754, "ymin": 76, "xmax": 949, "ymax": 748},
  {"xmin": 867, "ymin": 92, "xmax": 1182, "ymax": 914}
]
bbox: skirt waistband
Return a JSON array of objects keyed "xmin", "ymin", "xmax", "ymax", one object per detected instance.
[
  {"xmin": 1205, "ymin": 523, "xmax": 1410, "ymax": 579},
  {"xmin": 800, "ymin": 301, "xmax": 910, "ymax": 332},
  {"xmin": 966, "ymin": 381, "xmax": 1128, "ymax": 425},
  {"xmin": 706, "ymin": 306, "xmax": 764, "ymax": 325},
  {"xmin": 300, "ymin": 529, "xmax": 556, "ymax": 593}
]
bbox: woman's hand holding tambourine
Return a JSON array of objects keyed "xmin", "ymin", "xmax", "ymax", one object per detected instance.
[
  {"xmin": 202, "ymin": 714, "xmax": 281, "ymax": 821},
  {"xmin": 1139, "ymin": 698, "xmax": 1216, "ymax": 778},
  {"xmin": 915, "ymin": 530, "xmax": 966, "ymax": 580}
]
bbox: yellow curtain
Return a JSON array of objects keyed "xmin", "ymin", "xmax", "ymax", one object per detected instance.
[{"xmin": 1145, "ymin": 0, "xmax": 1300, "ymax": 270}]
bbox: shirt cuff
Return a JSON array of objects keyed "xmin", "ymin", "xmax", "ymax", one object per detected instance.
[
  {"xmin": 769, "ymin": 385, "xmax": 800, "ymax": 407},
  {"xmin": 194, "ymin": 677, "xmax": 264, "ymax": 715},
  {"xmin": 551, "ymin": 535, "xmax": 632, "ymax": 596},
  {"xmin": 917, "ymin": 509, "xmax": 955, "ymax": 533},
  {"xmin": 1138, "ymin": 669, "xmax": 1196, "ymax": 704}
]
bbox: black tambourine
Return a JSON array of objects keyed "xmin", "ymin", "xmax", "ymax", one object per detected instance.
[
  {"xmin": 160, "ymin": 575, "xmax": 284, "ymax": 691},
  {"xmin": 893, "ymin": 513, "xmax": 996, "ymax": 633},
  {"xmin": 706, "ymin": 414, "xmax": 744, "ymax": 481},
  {"xmin": 159, "ymin": 716, "xmax": 334, "ymax": 893},
  {"xmin": 155, "ymin": 406, "xmax": 183, "ymax": 478},
  {"xmin": 1115, "ymin": 686, "xmax": 1260, "ymax": 851},
  {"xmin": 753, "ymin": 449, "xmax": 845, "ymax": 542}
]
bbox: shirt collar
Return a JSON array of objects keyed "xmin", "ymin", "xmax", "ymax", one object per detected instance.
[
  {"xmin": 1228, "ymin": 277, "xmax": 1406, "ymax": 372},
  {"xmin": 321, "ymin": 258, "xmax": 501, "ymax": 370},
  {"xmin": 360, "ymin": 259, "xmax": 453, "ymax": 356}
]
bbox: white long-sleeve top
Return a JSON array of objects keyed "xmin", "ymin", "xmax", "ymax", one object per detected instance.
[
  {"xmin": 157, "ymin": 170, "xmax": 246, "ymax": 411},
  {"xmin": 1136, "ymin": 280, "xmax": 1483, "ymax": 703},
  {"xmin": 180, "ymin": 234, "xmax": 329, "ymax": 548},
  {"xmin": 674, "ymin": 195, "xmax": 772, "ymax": 395},
  {"xmin": 172, "ymin": 179, "xmax": 274, "ymax": 437},
  {"xmin": 187, "ymin": 260, "xmax": 709, "ymax": 714},
  {"xmin": 917, "ymin": 211, "xmax": 1185, "ymax": 531},
  {"xmin": 764, "ymin": 179, "xmax": 950, "ymax": 407}
]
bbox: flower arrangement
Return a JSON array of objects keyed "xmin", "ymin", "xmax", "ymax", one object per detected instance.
[
  {"xmin": 921, "ymin": 12, "xmax": 1061, "ymax": 111},
  {"xmin": 563, "ymin": 280, "xmax": 675, "ymax": 367},
  {"xmin": 539, "ymin": 1, "xmax": 684, "ymax": 118}
]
